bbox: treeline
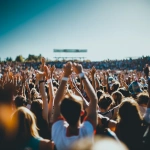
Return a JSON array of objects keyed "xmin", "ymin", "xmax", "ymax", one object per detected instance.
[
  {"xmin": 4, "ymin": 54, "xmax": 45, "ymax": 62},
  {"xmin": 2, "ymin": 54, "xmax": 91, "ymax": 63}
]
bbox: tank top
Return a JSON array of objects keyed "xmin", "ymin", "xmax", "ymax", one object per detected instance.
[{"xmin": 24, "ymin": 136, "xmax": 42, "ymax": 150}]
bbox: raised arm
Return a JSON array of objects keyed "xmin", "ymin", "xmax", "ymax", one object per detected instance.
[
  {"xmin": 95, "ymin": 75, "xmax": 101, "ymax": 90},
  {"xmin": 53, "ymin": 62, "xmax": 72, "ymax": 122},
  {"xmin": 44, "ymin": 66, "xmax": 55, "ymax": 123},
  {"xmin": 50, "ymin": 65, "xmax": 56, "ymax": 79},
  {"xmin": 73, "ymin": 63, "xmax": 98, "ymax": 127},
  {"xmin": 36, "ymin": 71, "xmax": 48, "ymax": 122},
  {"xmin": 90, "ymin": 66, "xmax": 96, "ymax": 91}
]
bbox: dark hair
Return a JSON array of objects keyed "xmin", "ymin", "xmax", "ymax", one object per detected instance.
[
  {"xmin": 118, "ymin": 98, "xmax": 142, "ymax": 124},
  {"xmin": 29, "ymin": 82, "xmax": 35, "ymax": 91},
  {"xmin": 60, "ymin": 95, "xmax": 82, "ymax": 126},
  {"xmin": 111, "ymin": 91, "xmax": 124, "ymax": 106},
  {"xmin": 112, "ymin": 82, "xmax": 120, "ymax": 91},
  {"xmin": 118, "ymin": 88, "xmax": 130, "ymax": 97},
  {"xmin": 96, "ymin": 90, "xmax": 104, "ymax": 100},
  {"xmin": 31, "ymin": 99, "xmax": 50, "ymax": 139},
  {"xmin": 14, "ymin": 96, "xmax": 27, "ymax": 108},
  {"xmin": 98, "ymin": 94, "xmax": 114, "ymax": 110},
  {"xmin": 117, "ymin": 99, "xmax": 144, "ymax": 150},
  {"xmin": 31, "ymin": 99, "xmax": 43, "ymax": 115},
  {"xmin": 0, "ymin": 83, "xmax": 14, "ymax": 104},
  {"xmin": 137, "ymin": 92, "xmax": 149, "ymax": 105}
]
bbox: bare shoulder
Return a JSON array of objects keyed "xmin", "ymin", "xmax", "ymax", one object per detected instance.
[
  {"xmin": 108, "ymin": 119, "xmax": 117, "ymax": 132},
  {"xmin": 39, "ymin": 139, "xmax": 54, "ymax": 150}
]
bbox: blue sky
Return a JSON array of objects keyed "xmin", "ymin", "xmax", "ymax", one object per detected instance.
[{"xmin": 0, "ymin": 0, "xmax": 150, "ymax": 61}]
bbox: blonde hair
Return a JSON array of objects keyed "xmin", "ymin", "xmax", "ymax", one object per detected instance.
[
  {"xmin": 12, "ymin": 107, "xmax": 39, "ymax": 140},
  {"xmin": 30, "ymin": 88, "xmax": 39, "ymax": 101}
]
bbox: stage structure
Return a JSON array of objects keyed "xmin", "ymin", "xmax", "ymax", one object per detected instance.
[{"xmin": 53, "ymin": 49, "xmax": 87, "ymax": 61}]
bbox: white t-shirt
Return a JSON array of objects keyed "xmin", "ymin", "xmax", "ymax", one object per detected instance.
[{"xmin": 52, "ymin": 119, "xmax": 94, "ymax": 150}]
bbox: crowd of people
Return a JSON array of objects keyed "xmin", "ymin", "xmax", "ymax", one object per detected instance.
[
  {"xmin": 1, "ymin": 55, "xmax": 149, "ymax": 72},
  {"xmin": 0, "ymin": 57, "xmax": 150, "ymax": 150}
]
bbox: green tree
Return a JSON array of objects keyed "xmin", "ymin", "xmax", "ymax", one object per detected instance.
[
  {"xmin": 84, "ymin": 59, "xmax": 91, "ymax": 62},
  {"xmin": 26, "ymin": 54, "xmax": 42, "ymax": 62},
  {"xmin": 38, "ymin": 54, "xmax": 42, "ymax": 62},
  {"xmin": 15, "ymin": 55, "xmax": 24, "ymax": 62},
  {"xmin": 6, "ymin": 57, "xmax": 13, "ymax": 62}
]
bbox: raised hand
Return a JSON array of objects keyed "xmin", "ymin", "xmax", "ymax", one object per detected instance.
[
  {"xmin": 50, "ymin": 65, "xmax": 56, "ymax": 73},
  {"xmin": 35, "ymin": 70, "xmax": 45, "ymax": 82},
  {"xmin": 9, "ymin": 72, "xmax": 13, "ymax": 81},
  {"xmin": 58, "ymin": 71, "xmax": 63, "ymax": 81},
  {"xmin": 41, "ymin": 57, "xmax": 46, "ymax": 66},
  {"xmin": 41, "ymin": 57, "xmax": 47, "ymax": 72},
  {"xmin": 72, "ymin": 63, "xmax": 83, "ymax": 74},
  {"xmin": 90, "ymin": 66, "xmax": 96, "ymax": 76},
  {"xmin": 63, "ymin": 62, "xmax": 72, "ymax": 77},
  {"xmin": 106, "ymin": 70, "xmax": 109, "ymax": 76},
  {"xmin": 103, "ymin": 71, "xmax": 106, "ymax": 76},
  {"xmin": 44, "ymin": 66, "xmax": 51, "ymax": 80},
  {"xmin": 21, "ymin": 72, "xmax": 26, "ymax": 83}
]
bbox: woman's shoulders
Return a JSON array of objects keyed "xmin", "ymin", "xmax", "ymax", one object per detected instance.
[
  {"xmin": 25, "ymin": 136, "xmax": 42, "ymax": 150},
  {"xmin": 39, "ymin": 139, "xmax": 54, "ymax": 150},
  {"xmin": 26, "ymin": 136, "xmax": 53, "ymax": 150}
]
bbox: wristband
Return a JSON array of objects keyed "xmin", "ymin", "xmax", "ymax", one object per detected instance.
[
  {"xmin": 79, "ymin": 73, "xmax": 86, "ymax": 80},
  {"xmin": 47, "ymin": 79, "xmax": 52, "ymax": 83},
  {"xmin": 39, "ymin": 80, "xmax": 45, "ymax": 84},
  {"xmin": 79, "ymin": 72, "xmax": 86, "ymax": 78},
  {"xmin": 62, "ymin": 77, "xmax": 68, "ymax": 81}
]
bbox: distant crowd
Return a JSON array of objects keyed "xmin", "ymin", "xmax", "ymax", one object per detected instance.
[
  {"xmin": 1, "ymin": 56, "xmax": 150, "ymax": 72},
  {"xmin": 24, "ymin": 56, "xmax": 150, "ymax": 71}
]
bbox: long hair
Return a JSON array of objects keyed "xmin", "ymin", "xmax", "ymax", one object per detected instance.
[
  {"xmin": 98, "ymin": 94, "xmax": 115, "ymax": 110},
  {"xmin": 12, "ymin": 107, "xmax": 39, "ymax": 141},
  {"xmin": 111, "ymin": 91, "xmax": 124, "ymax": 106},
  {"xmin": 31, "ymin": 99, "xmax": 43, "ymax": 117},
  {"xmin": 118, "ymin": 98, "xmax": 143, "ymax": 125},
  {"xmin": 117, "ymin": 98, "xmax": 144, "ymax": 149},
  {"xmin": 31, "ymin": 99, "xmax": 50, "ymax": 139},
  {"xmin": 30, "ymin": 88, "xmax": 39, "ymax": 101}
]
